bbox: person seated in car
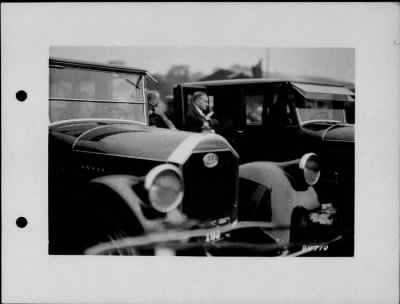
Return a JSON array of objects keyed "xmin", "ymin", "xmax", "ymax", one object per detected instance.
[
  {"xmin": 185, "ymin": 91, "xmax": 219, "ymax": 133},
  {"xmin": 147, "ymin": 90, "xmax": 175, "ymax": 129}
]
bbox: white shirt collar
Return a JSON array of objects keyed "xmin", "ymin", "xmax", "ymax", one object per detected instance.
[{"xmin": 194, "ymin": 105, "xmax": 207, "ymax": 118}]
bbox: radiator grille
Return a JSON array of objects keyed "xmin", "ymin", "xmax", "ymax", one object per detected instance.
[{"xmin": 181, "ymin": 151, "xmax": 238, "ymax": 222}]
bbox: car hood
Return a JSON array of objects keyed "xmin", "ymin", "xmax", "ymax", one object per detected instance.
[
  {"xmin": 50, "ymin": 121, "xmax": 236, "ymax": 164},
  {"xmin": 322, "ymin": 125, "xmax": 354, "ymax": 142},
  {"xmin": 302, "ymin": 123, "xmax": 354, "ymax": 143}
]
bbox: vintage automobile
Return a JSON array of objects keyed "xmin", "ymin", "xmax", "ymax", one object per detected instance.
[
  {"xmin": 49, "ymin": 58, "xmax": 346, "ymax": 256},
  {"xmin": 173, "ymin": 79, "xmax": 355, "ymax": 254}
]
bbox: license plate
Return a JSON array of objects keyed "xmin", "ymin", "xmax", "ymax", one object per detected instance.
[
  {"xmin": 203, "ymin": 217, "xmax": 230, "ymax": 242},
  {"xmin": 205, "ymin": 227, "xmax": 222, "ymax": 242}
]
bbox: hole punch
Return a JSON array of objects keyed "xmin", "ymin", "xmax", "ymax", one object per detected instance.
[
  {"xmin": 16, "ymin": 90, "xmax": 27, "ymax": 102},
  {"xmin": 16, "ymin": 217, "xmax": 28, "ymax": 228}
]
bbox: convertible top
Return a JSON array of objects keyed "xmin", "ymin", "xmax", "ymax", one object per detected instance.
[
  {"xmin": 292, "ymin": 82, "xmax": 355, "ymax": 101},
  {"xmin": 178, "ymin": 78, "xmax": 353, "ymax": 88},
  {"xmin": 178, "ymin": 78, "xmax": 355, "ymax": 102}
]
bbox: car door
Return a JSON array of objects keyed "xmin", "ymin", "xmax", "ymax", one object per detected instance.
[
  {"xmin": 238, "ymin": 84, "xmax": 276, "ymax": 163},
  {"xmin": 239, "ymin": 82, "xmax": 300, "ymax": 163}
]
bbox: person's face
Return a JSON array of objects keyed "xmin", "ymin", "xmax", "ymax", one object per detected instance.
[{"xmin": 195, "ymin": 95, "xmax": 208, "ymax": 111}]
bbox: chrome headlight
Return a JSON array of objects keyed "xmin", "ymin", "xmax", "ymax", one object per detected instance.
[
  {"xmin": 144, "ymin": 164, "xmax": 184, "ymax": 213},
  {"xmin": 299, "ymin": 153, "xmax": 320, "ymax": 186}
]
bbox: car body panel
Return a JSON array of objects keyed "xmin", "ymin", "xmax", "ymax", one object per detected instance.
[{"xmin": 239, "ymin": 161, "xmax": 320, "ymax": 244}]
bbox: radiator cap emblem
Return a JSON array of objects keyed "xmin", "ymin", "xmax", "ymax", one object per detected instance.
[{"xmin": 203, "ymin": 153, "xmax": 219, "ymax": 168}]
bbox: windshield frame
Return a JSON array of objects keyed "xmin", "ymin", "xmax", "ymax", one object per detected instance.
[{"xmin": 49, "ymin": 59, "xmax": 149, "ymax": 125}]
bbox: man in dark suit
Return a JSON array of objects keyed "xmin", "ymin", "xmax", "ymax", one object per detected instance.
[{"xmin": 185, "ymin": 91, "xmax": 219, "ymax": 133}]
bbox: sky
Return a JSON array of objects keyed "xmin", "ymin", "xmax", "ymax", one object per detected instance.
[{"xmin": 50, "ymin": 47, "xmax": 355, "ymax": 83}]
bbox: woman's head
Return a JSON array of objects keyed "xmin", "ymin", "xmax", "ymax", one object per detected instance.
[{"xmin": 147, "ymin": 90, "xmax": 161, "ymax": 109}]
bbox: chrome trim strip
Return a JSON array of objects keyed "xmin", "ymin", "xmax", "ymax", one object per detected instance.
[
  {"xmin": 72, "ymin": 125, "xmax": 113, "ymax": 150},
  {"xmin": 207, "ymin": 135, "xmax": 239, "ymax": 158},
  {"xmin": 72, "ymin": 149, "xmax": 169, "ymax": 163},
  {"xmin": 167, "ymin": 134, "xmax": 207, "ymax": 164},
  {"xmin": 49, "ymin": 97, "xmax": 146, "ymax": 105}
]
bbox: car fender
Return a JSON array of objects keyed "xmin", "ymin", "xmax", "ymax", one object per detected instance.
[
  {"xmin": 50, "ymin": 174, "xmax": 150, "ymax": 254},
  {"xmin": 86, "ymin": 174, "xmax": 162, "ymax": 232},
  {"xmin": 239, "ymin": 161, "xmax": 320, "ymax": 244},
  {"xmin": 68, "ymin": 175, "xmax": 158, "ymax": 253}
]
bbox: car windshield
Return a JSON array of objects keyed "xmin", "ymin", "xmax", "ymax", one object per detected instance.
[
  {"xmin": 49, "ymin": 66, "xmax": 146, "ymax": 123},
  {"xmin": 295, "ymin": 98, "xmax": 348, "ymax": 123}
]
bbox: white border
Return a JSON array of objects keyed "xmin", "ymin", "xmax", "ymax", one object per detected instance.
[{"xmin": 2, "ymin": 3, "xmax": 399, "ymax": 303}]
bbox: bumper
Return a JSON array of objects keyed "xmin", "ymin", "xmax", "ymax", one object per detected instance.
[{"xmin": 84, "ymin": 219, "xmax": 349, "ymax": 257}]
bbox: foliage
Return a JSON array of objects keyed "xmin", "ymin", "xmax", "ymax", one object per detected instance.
[{"xmin": 146, "ymin": 65, "xmax": 205, "ymax": 102}]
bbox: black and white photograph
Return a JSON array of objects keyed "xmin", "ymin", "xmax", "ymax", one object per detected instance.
[
  {"xmin": 48, "ymin": 47, "xmax": 355, "ymax": 257},
  {"xmin": 2, "ymin": 3, "xmax": 399, "ymax": 304}
]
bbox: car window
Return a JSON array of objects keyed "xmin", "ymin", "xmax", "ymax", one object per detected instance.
[
  {"xmin": 291, "ymin": 83, "xmax": 354, "ymax": 124},
  {"xmin": 295, "ymin": 98, "xmax": 346, "ymax": 123},
  {"xmin": 245, "ymin": 95, "xmax": 263, "ymax": 125},
  {"xmin": 49, "ymin": 67, "xmax": 146, "ymax": 123}
]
